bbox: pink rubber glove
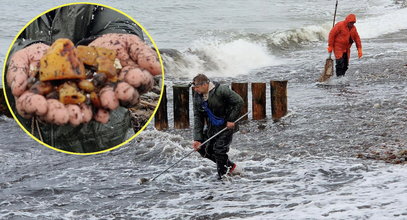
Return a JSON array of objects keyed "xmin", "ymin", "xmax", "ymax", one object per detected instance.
[
  {"xmin": 327, "ymin": 46, "xmax": 333, "ymax": 53},
  {"xmin": 358, "ymin": 48, "xmax": 363, "ymax": 58},
  {"xmin": 7, "ymin": 43, "xmax": 50, "ymax": 97},
  {"xmin": 89, "ymin": 33, "xmax": 162, "ymax": 76}
]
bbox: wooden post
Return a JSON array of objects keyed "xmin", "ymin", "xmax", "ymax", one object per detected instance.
[
  {"xmin": 173, "ymin": 85, "xmax": 190, "ymax": 129},
  {"xmin": 270, "ymin": 80, "xmax": 288, "ymax": 121},
  {"xmin": 154, "ymin": 85, "xmax": 168, "ymax": 130},
  {"xmin": 231, "ymin": 82, "xmax": 248, "ymax": 120},
  {"xmin": 251, "ymin": 83, "xmax": 266, "ymax": 120}
]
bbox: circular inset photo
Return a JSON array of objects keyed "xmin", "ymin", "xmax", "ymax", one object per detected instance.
[{"xmin": 2, "ymin": 3, "xmax": 164, "ymax": 154}]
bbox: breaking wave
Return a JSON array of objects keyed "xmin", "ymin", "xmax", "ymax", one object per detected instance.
[
  {"xmin": 358, "ymin": 7, "xmax": 407, "ymax": 38},
  {"xmin": 163, "ymin": 38, "xmax": 282, "ymax": 79},
  {"xmin": 162, "ymin": 6, "xmax": 407, "ymax": 78}
]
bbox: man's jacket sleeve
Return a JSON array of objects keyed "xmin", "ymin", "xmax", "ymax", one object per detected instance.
[
  {"xmin": 351, "ymin": 28, "xmax": 362, "ymax": 50},
  {"xmin": 88, "ymin": 6, "xmax": 144, "ymax": 39},
  {"xmin": 193, "ymin": 93, "xmax": 205, "ymax": 142},
  {"xmin": 328, "ymin": 24, "xmax": 339, "ymax": 48},
  {"xmin": 219, "ymin": 85, "xmax": 243, "ymax": 122}
]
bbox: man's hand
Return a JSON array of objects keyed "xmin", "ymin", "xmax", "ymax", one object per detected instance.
[
  {"xmin": 7, "ymin": 43, "xmax": 50, "ymax": 97},
  {"xmin": 358, "ymin": 48, "xmax": 363, "ymax": 58},
  {"xmin": 226, "ymin": 122, "xmax": 235, "ymax": 129},
  {"xmin": 89, "ymin": 33, "xmax": 161, "ymax": 76},
  {"xmin": 327, "ymin": 46, "xmax": 333, "ymax": 53},
  {"xmin": 192, "ymin": 141, "xmax": 202, "ymax": 151},
  {"xmin": 90, "ymin": 33, "xmax": 162, "ymax": 101}
]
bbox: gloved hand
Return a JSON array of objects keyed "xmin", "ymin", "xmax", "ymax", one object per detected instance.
[
  {"xmin": 89, "ymin": 33, "xmax": 162, "ymax": 76},
  {"xmin": 7, "ymin": 43, "xmax": 50, "ymax": 97},
  {"xmin": 327, "ymin": 46, "xmax": 333, "ymax": 53},
  {"xmin": 358, "ymin": 48, "xmax": 363, "ymax": 58},
  {"xmin": 192, "ymin": 141, "xmax": 202, "ymax": 151},
  {"xmin": 90, "ymin": 33, "xmax": 162, "ymax": 107}
]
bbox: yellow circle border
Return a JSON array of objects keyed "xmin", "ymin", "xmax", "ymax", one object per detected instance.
[{"xmin": 1, "ymin": 2, "xmax": 165, "ymax": 155}]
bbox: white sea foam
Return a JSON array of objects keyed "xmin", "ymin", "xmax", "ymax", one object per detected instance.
[
  {"xmin": 165, "ymin": 38, "xmax": 281, "ymax": 78},
  {"xmin": 164, "ymin": 5, "xmax": 407, "ymax": 78},
  {"xmin": 268, "ymin": 24, "xmax": 331, "ymax": 46},
  {"xmin": 138, "ymin": 156, "xmax": 407, "ymax": 220},
  {"xmin": 357, "ymin": 7, "xmax": 407, "ymax": 39},
  {"xmin": 267, "ymin": 6, "xmax": 407, "ymax": 46}
]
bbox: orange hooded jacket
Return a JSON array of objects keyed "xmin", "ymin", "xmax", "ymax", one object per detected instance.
[{"xmin": 328, "ymin": 14, "xmax": 362, "ymax": 60}]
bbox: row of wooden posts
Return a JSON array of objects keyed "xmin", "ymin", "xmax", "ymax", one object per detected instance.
[{"xmin": 154, "ymin": 80, "xmax": 288, "ymax": 130}]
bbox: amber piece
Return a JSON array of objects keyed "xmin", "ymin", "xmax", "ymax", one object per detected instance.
[
  {"xmin": 57, "ymin": 81, "xmax": 78, "ymax": 90},
  {"xmin": 96, "ymin": 47, "xmax": 116, "ymax": 61},
  {"xmin": 39, "ymin": 38, "xmax": 86, "ymax": 81},
  {"xmin": 77, "ymin": 46, "xmax": 116, "ymax": 66},
  {"xmin": 59, "ymin": 82, "xmax": 86, "ymax": 104},
  {"xmin": 29, "ymin": 81, "xmax": 53, "ymax": 95},
  {"xmin": 96, "ymin": 56, "xmax": 116, "ymax": 78},
  {"xmin": 77, "ymin": 45, "xmax": 117, "ymax": 83},
  {"xmin": 90, "ymin": 91, "xmax": 102, "ymax": 108},
  {"xmin": 78, "ymin": 80, "xmax": 95, "ymax": 93},
  {"xmin": 77, "ymin": 45, "xmax": 98, "ymax": 66}
]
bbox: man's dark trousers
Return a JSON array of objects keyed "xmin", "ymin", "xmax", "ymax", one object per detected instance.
[
  {"xmin": 197, "ymin": 127, "xmax": 235, "ymax": 179},
  {"xmin": 336, "ymin": 52, "xmax": 349, "ymax": 77}
]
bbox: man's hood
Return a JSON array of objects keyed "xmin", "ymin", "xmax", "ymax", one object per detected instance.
[{"xmin": 345, "ymin": 14, "xmax": 357, "ymax": 24}]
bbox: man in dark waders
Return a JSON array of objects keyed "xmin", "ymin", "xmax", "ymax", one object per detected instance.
[
  {"xmin": 191, "ymin": 74, "xmax": 244, "ymax": 180},
  {"xmin": 328, "ymin": 14, "xmax": 363, "ymax": 77}
]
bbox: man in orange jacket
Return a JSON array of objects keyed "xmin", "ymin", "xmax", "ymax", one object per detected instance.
[{"xmin": 328, "ymin": 14, "xmax": 363, "ymax": 77}]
